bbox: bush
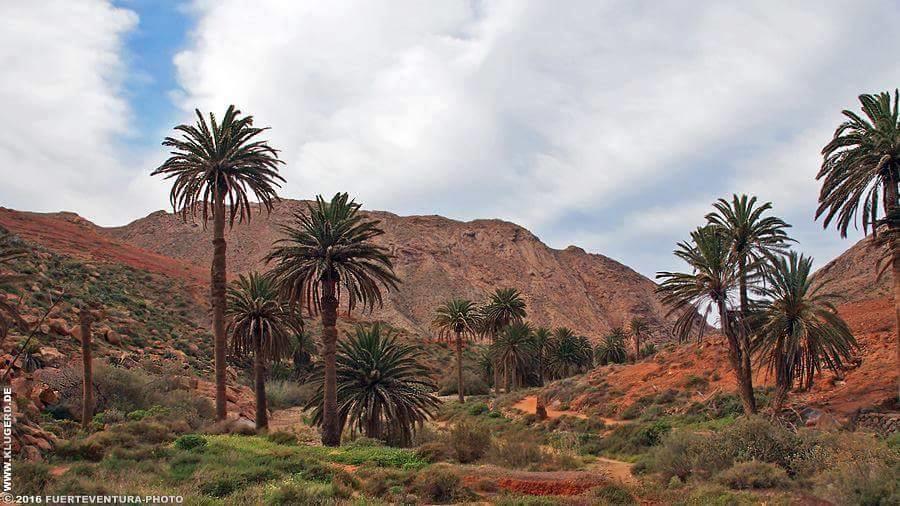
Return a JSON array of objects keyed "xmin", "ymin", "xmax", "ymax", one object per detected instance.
[
  {"xmin": 449, "ymin": 420, "xmax": 491, "ymax": 463},
  {"xmin": 646, "ymin": 430, "xmax": 706, "ymax": 482},
  {"xmin": 174, "ymin": 434, "xmax": 207, "ymax": 451},
  {"xmin": 439, "ymin": 369, "xmax": 490, "ymax": 396},
  {"xmin": 266, "ymin": 480, "xmax": 334, "ymax": 506},
  {"xmin": 12, "ymin": 461, "xmax": 51, "ymax": 495},
  {"xmin": 715, "ymin": 460, "xmax": 789, "ymax": 490},
  {"xmin": 598, "ymin": 420, "xmax": 671, "ymax": 457},
  {"xmin": 416, "ymin": 441, "xmax": 450, "ymax": 463},
  {"xmin": 266, "ymin": 380, "xmax": 313, "ymax": 409},
  {"xmin": 487, "ymin": 437, "xmax": 546, "ymax": 469},
  {"xmin": 55, "ymin": 438, "xmax": 106, "ymax": 461},
  {"xmin": 414, "ymin": 465, "xmax": 467, "ymax": 503},
  {"xmin": 467, "ymin": 402, "xmax": 489, "ymax": 416},
  {"xmin": 590, "ymin": 483, "xmax": 636, "ymax": 505},
  {"xmin": 267, "ymin": 431, "xmax": 298, "ymax": 446}
]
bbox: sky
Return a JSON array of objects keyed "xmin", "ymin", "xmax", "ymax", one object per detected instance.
[{"xmin": 2, "ymin": 0, "xmax": 897, "ymax": 279}]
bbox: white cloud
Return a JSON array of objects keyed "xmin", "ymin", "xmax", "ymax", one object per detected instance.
[{"xmin": 0, "ymin": 1, "xmax": 146, "ymax": 223}]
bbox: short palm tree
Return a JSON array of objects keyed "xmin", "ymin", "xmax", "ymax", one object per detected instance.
[
  {"xmin": 480, "ymin": 288, "xmax": 527, "ymax": 393},
  {"xmin": 306, "ymin": 324, "xmax": 439, "ymax": 446},
  {"xmin": 816, "ymin": 90, "xmax": 900, "ymax": 386},
  {"xmin": 266, "ymin": 193, "xmax": 399, "ymax": 446},
  {"xmin": 547, "ymin": 327, "xmax": 590, "ymax": 379},
  {"xmin": 752, "ymin": 252, "xmax": 857, "ymax": 411},
  {"xmin": 657, "ymin": 226, "xmax": 757, "ymax": 414},
  {"xmin": 628, "ymin": 317, "xmax": 650, "ymax": 360},
  {"xmin": 491, "ymin": 322, "xmax": 535, "ymax": 391},
  {"xmin": 532, "ymin": 326, "xmax": 552, "ymax": 385},
  {"xmin": 595, "ymin": 327, "xmax": 628, "ymax": 365},
  {"xmin": 288, "ymin": 330, "xmax": 317, "ymax": 378},
  {"xmin": 152, "ymin": 106, "xmax": 284, "ymax": 420},
  {"xmin": 433, "ymin": 298, "xmax": 481, "ymax": 402},
  {"xmin": 226, "ymin": 272, "xmax": 298, "ymax": 430}
]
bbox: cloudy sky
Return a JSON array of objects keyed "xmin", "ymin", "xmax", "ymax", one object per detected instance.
[{"xmin": 2, "ymin": 0, "xmax": 898, "ymax": 278}]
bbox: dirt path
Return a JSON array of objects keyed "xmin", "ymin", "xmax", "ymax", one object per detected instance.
[
  {"xmin": 268, "ymin": 407, "xmax": 320, "ymax": 444},
  {"xmin": 591, "ymin": 457, "xmax": 635, "ymax": 484},
  {"xmin": 512, "ymin": 395, "xmax": 587, "ymax": 419}
]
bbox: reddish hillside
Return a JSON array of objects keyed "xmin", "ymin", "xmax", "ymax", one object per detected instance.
[
  {"xmin": 0, "ymin": 208, "xmax": 206, "ymax": 286},
  {"xmin": 812, "ymin": 235, "xmax": 891, "ymax": 303},
  {"xmin": 103, "ymin": 200, "xmax": 676, "ymax": 340}
]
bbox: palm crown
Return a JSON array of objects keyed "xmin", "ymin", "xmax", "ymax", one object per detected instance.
[
  {"xmin": 152, "ymin": 105, "xmax": 284, "ymax": 226},
  {"xmin": 480, "ymin": 288, "xmax": 527, "ymax": 337},
  {"xmin": 225, "ymin": 272, "xmax": 298, "ymax": 361},
  {"xmin": 817, "ymin": 90, "xmax": 900, "ymax": 237},
  {"xmin": 433, "ymin": 298, "xmax": 481, "ymax": 340},
  {"xmin": 751, "ymin": 252, "xmax": 857, "ymax": 394},
  {"xmin": 266, "ymin": 193, "xmax": 400, "ymax": 314}
]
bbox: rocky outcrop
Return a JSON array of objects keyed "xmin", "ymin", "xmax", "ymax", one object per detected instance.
[{"xmin": 104, "ymin": 200, "xmax": 676, "ymax": 340}]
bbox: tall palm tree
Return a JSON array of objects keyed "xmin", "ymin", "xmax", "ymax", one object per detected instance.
[
  {"xmin": 152, "ymin": 106, "xmax": 284, "ymax": 420},
  {"xmin": 226, "ymin": 272, "xmax": 298, "ymax": 430},
  {"xmin": 816, "ymin": 90, "xmax": 900, "ymax": 388},
  {"xmin": 532, "ymin": 326, "xmax": 552, "ymax": 386},
  {"xmin": 752, "ymin": 253, "xmax": 857, "ymax": 411},
  {"xmin": 491, "ymin": 322, "xmax": 535, "ymax": 391},
  {"xmin": 706, "ymin": 194, "xmax": 792, "ymax": 404},
  {"xmin": 657, "ymin": 226, "xmax": 758, "ymax": 414},
  {"xmin": 628, "ymin": 317, "xmax": 650, "ymax": 360},
  {"xmin": 306, "ymin": 324, "xmax": 439, "ymax": 446},
  {"xmin": 595, "ymin": 327, "xmax": 628, "ymax": 365},
  {"xmin": 433, "ymin": 298, "xmax": 481, "ymax": 403},
  {"xmin": 481, "ymin": 288, "xmax": 527, "ymax": 393},
  {"xmin": 266, "ymin": 193, "xmax": 399, "ymax": 446}
]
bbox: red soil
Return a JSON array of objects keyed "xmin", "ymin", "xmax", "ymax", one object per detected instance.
[
  {"xmin": 0, "ymin": 208, "xmax": 206, "ymax": 285},
  {"xmin": 574, "ymin": 297, "xmax": 898, "ymax": 420}
]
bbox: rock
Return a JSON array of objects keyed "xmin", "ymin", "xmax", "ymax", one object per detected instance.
[
  {"xmin": 36, "ymin": 384, "xmax": 59, "ymax": 405},
  {"xmin": 47, "ymin": 318, "xmax": 70, "ymax": 336},
  {"xmin": 105, "ymin": 330, "xmax": 122, "ymax": 345},
  {"xmin": 21, "ymin": 445, "xmax": 42, "ymax": 462},
  {"xmin": 38, "ymin": 346, "xmax": 64, "ymax": 366}
]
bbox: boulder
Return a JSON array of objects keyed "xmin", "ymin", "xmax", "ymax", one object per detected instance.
[
  {"xmin": 21, "ymin": 445, "xmax": 42, "ymax": 462},
  {"xmin": 105, "ymin": 330, "xmax": 122, "ymax": 345},
  {"xmin": 47, "ymin": 318, "xmax": 70, "ymax": 336}
]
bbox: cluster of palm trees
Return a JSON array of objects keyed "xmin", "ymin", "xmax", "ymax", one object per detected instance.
[
  {"xmin": 433, "ymin": 288, "xmax": 633, "ymax": 403},
  {"xmin": 153, "ymin": 107, "xmax": 402, "ymax": 446},
  {"xmin": 656, "ymin": 195, "xmax": 857, "ymax": 412}
]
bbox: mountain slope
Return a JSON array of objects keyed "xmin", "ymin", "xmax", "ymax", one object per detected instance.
[
  {"xmin": 812, "ymin": 235, "xmax": 891, "ymax": 303},
  {"xmin": 105, "ymin": 200, "xmax": 675, "ymax": 340}
]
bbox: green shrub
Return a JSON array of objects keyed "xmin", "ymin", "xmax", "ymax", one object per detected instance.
[
  {"xmin": 487, "ymin": 437, "xmax": 546, "ymax": 469},
  {"xmin": 598, "ymin": 420, "xmax": 671, "ymax": 457},
  {"xmin": 200, "ymin": 476, "xmax": 242, "ymax": 498},
  {"xmin": 265, "ymin": 480, "xmax": 334, "ymax": 506},
  {"xmin": 439, "ymin": 369, "xmax": 490, "ymax": 397},
  {"xmin": 266, "ymin": 380, "xmax": 313, "ymax": 410},
  {"xmin": 173, "ymin": 434, "xmax": 207, "ymax": 451},
  {"xmin": 12, "ymin": 461, "xmax": 51, "ymax": 495},
  {"xmin": 715, "ymin": 460, "xmax": 789, "ymax": 490},
  {"xmin": 590, "ymin": 483, "xmax": 636, "ymax": 505},
  {"xmin": 813, "ymin": 459, "xmax": 899, "ymax": 505},
  {"xmin": 55, "ymin": 438, "xmax": 106, "ymax": 461},
  {"xmin": 467, "ymin": 402, "xmax": 489, "ymax": 416},
  {"xmin": 267, "ymin": 431, "xmax": 298, "ymax": 446},
  {"xmin": 414, "ymin": 465, "xmax": 467, "ymax": 503},
  {"xmin": 416, "ymin": 441, "xmax": 450, "ymax": 463},
  {"xmin": 450, "ymin": 420, "xmax": 491, "ymax": 463},
  {"xmin": 646, "ymin": 430, "xmax": 706, "ymax": 482}
]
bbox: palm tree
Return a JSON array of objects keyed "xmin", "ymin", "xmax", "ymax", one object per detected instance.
[
  {"xmin": 433, "ymin": 298, "xmax": 480, "ymax": 402},
  {"xmin": 547, "ymin": 327, "xmax": 590, "ymax": 379},
  {"xmin": 752, "ymin": 252, "xmax": 857, "ymax": 411},
  {"xmin": 706, "ymin": 194, "xmax": 792, "ymax": 405},
  {"xmin": 481, "ymin": 288, "xmax": 527, "ymax": 393},
  {"xmin": 816, "ymin": 90, "xmax": 900, "ymax": 387},
  {"xmin": 266, "ymin": 193, "xmax": 399, "ymax": 446},
  {"xmin": 595, "ymin": 327, "xmax": 628, "ymax": 365},
  {"xmin": 532, "ymin": 326, "xmax": 552, "ymax": 386},
  {"xmin": 306, "ymin": 324, "xmax": 439, "ymax": 446},
  {"xmin": 151, "ymin": 106, "xmax": 284, "ymax": 420},
  {"xmin": 226, "ymin": 272, "xmax": 298, "ymax": 430},
  {"xmin": 288, "ymin": 330, "xmax": 317, "ymax": 378},
  {"xmin": 628, "ymin": 317, "xmax": 650, "ymax": 360},
  {"xmin": 657, "ymin": 226, "xmax": 757, "ymax": 414},
  {"xmin": 491, "ymin": 322, "xmax": 535, "ymax": 391}
]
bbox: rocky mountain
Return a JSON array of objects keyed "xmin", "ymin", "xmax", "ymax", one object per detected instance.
[
  {"xmin": 104, "ymin": 200, "xmax": 675, "ymax": 340},
  {"xmin": 812, "ymin": 235, "xmax": 891, "ymax": 303}
]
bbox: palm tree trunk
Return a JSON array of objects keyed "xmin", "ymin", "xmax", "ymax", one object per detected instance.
[
  {"xmin": 80, "ymin": 310, "xmax": 93, "ymax": 429},
  {"xmin": 719, "ymin": 303, "xmax": 756, "ymax": 414},
  {"xmin": 455, "ymin": 329, "xmax": 465, "ymax": 403},
  {"xmin": 254, "ymin": 336, "xmax": 268, "ymax": 430},
  {"xmin": 212, "ymin": 195, "xmax": 228, "ymax": 421},
  {"xmin": 538, "ymin": 346, "xmax": 544, "ymax": 386},
  {"xmin": 634, "ymin": 333, "xmax": 641, "ymax": 361},
  {"xmin": 888, "ymin": 180, "xmax": 900, "ymax": 402},
  {"xmin": 321, "ymin": 279, "xmax": 340, "ymax": 447}
]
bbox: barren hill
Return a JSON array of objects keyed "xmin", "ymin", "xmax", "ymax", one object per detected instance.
[
  {"xmin": 812, "ymin": 235, "xmax": 891, "ymax": 303},
  {"xmin": 103, "ymin": 200, "xmax": 674, "ymax": 339}
]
